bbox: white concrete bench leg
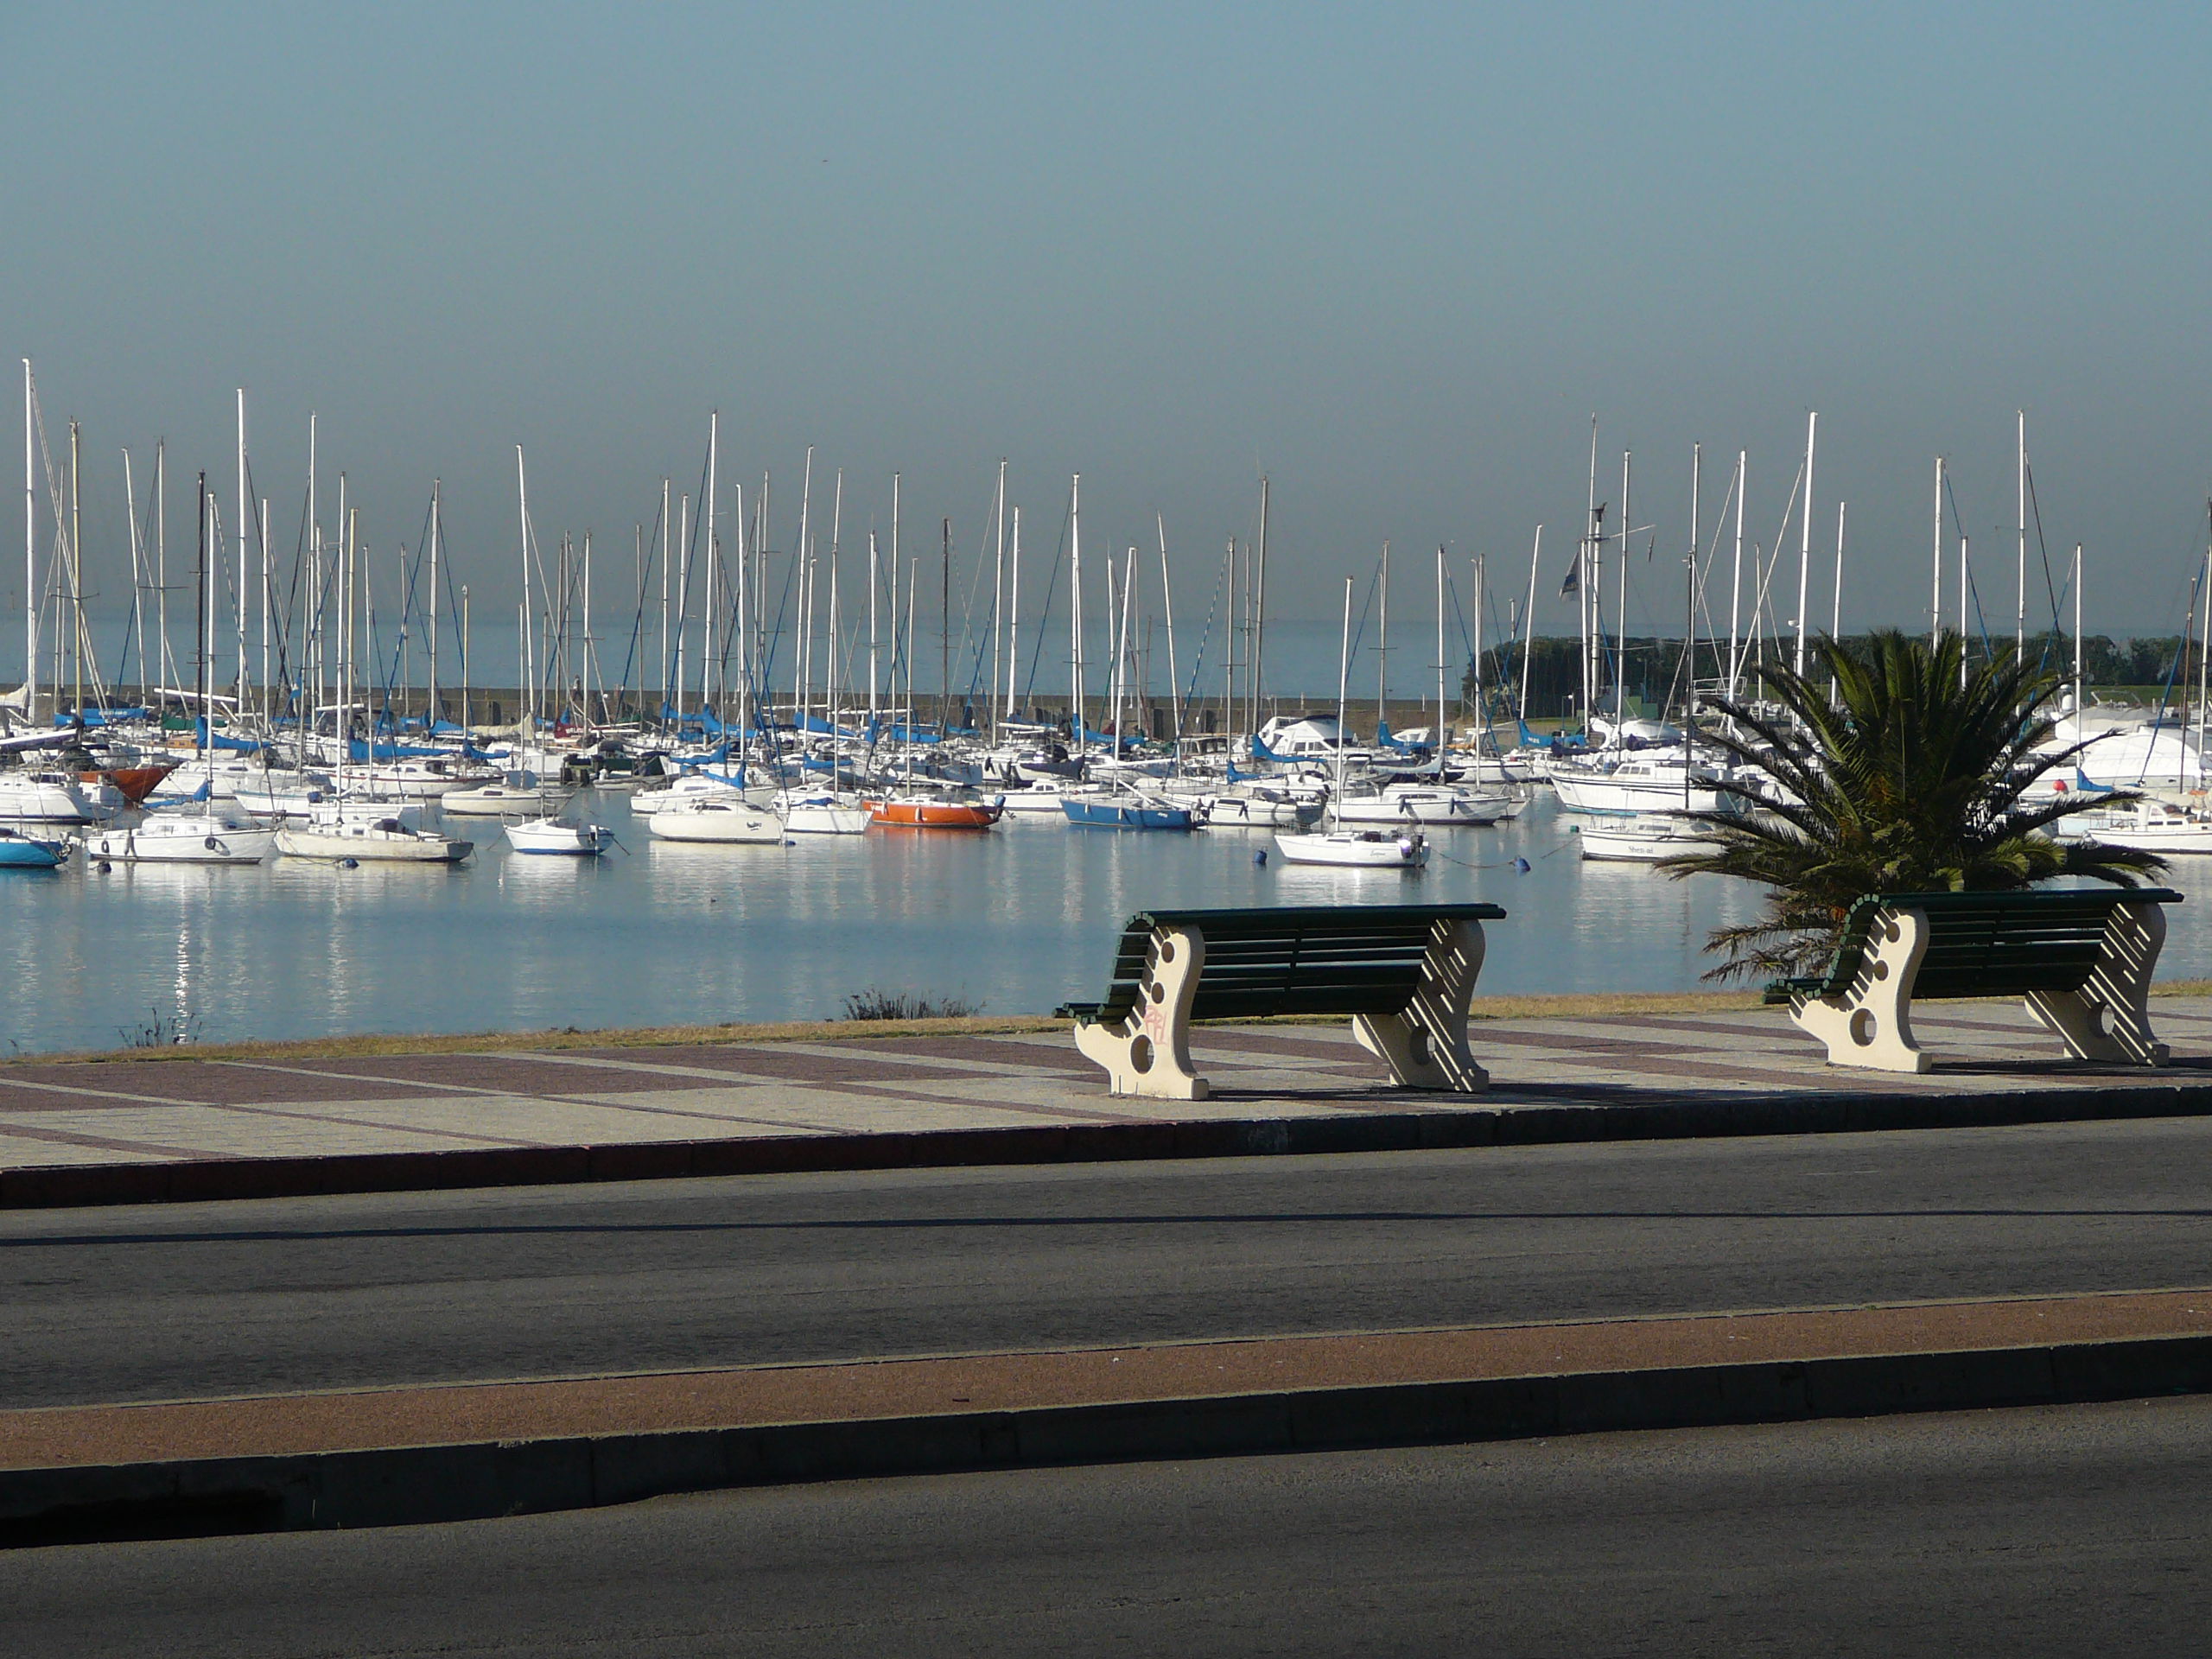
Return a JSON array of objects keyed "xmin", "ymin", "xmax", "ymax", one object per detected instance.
[
  {"xmin": 1071, "ymin": 925, "xmax": 1211, "ymax": 1099},
  {"xmin": 1352, "ymin": 919, "xmax": 1491, "ymax": 1092},
  {"xmin": 1789, "ymin": 907, "xmax": 1931, "ymax": 1073},
  {"xmin": 2024, "ymin": 899, "xmax": 2171, "ymax": 1065}
]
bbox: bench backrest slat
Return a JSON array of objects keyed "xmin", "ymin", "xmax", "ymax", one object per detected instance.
[
  {"xmin": 1808, "ymin": 887, "xmax": 2180, "ymax": 1001},
  {"xmin": 1079, "ymin": 903, "xmax": 1507, "ymax": 1026}
]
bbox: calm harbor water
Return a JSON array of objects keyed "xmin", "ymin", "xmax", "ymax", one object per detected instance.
[{"xmin": 3, "ymin": 794, "xmax": 2207, "ymax": 1057}]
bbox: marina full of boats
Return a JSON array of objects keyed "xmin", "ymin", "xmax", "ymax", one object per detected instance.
[{"xmin": 17, "ymin": 678, "xmax": 2212, "ymax": 879}]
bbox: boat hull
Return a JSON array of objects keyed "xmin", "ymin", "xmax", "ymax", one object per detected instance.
[
  {"xmin": 505, "ymin": 820, "xmax": 614, "ymax": 855},
  {"xmin": 1272, "ymin": 830, "xmax": 1429, "ymax": 868},
  {"xmin": 868, "ymin": 799, "xmax": 1003, "ymax": 829},
  {"xmin": 86, "ymin": 821, "xmax": 276, "ymax": 864},
  {"xmin": 1060, "ymin": 799, "xmax": 1194, "ymax": 830},
  {"xmin": 646, "ymin": 804, "xmax": 785, "ymax": 842},
  {"xmin": 0, "ymin": 831, "xmax": 69, "ymax": 868},
  {"xmin": 274, "ymin": 824, "xmax": 473, "ymax": 861}
]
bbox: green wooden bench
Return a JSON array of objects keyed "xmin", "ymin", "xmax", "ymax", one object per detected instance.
[
  {"xmin": 1765, "ymin": 887, "xmax": 2183, "ymax": 1073},
  {"xmin": 1059, "ymin": 903, "xmax": 1508, "ymax": 1099}
]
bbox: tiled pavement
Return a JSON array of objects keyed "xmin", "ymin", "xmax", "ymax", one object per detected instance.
[{"xmin": 3, "ymin": 996, "xmax": 2209, "ymax": 1173}]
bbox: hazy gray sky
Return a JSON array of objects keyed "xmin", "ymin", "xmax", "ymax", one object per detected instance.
[{"xmin": 5, "ymin": 1, "xmax": 2210, "ymax": 677}]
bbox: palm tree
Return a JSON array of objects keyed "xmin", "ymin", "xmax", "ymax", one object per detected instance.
[{"xmin": 1662, "ymin": 629, "xmax": 2164, "ymax": 982}]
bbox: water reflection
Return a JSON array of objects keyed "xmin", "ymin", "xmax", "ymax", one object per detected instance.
[{"xmin": 0, "ymin": 791, "xmax": 2206, "ymax": 1054}]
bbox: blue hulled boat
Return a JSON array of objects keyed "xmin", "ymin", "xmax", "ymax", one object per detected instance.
[
  {"xmin": 0, "ymin": 825, "xmax": 71, "ymax": 868},
  {"xmin": 1060, "ymin": 796, "xmax": 1196, "ymax": 830}
]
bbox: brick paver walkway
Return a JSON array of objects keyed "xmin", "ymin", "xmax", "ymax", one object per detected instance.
[{"xmin": 2, "ymin": 998, "xmax": 2208, "ymax": 1173}]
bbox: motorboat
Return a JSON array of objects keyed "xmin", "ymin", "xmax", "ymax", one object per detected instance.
[
  {"xmin": 1576, "ymin": 814, "xmax": 1724, "ymax": 862},
  {"xmin": 2061, "ymin": 798, "xmax": 2212, "ymax": 854},
  {"xmin": 505, "ymin": 817, "xmax": 615, "ymax": 856},
  {"xmin": 1271, "ymin": 827, "xmax": 1429, "ymax": 868},
  {"xmin": 646, "ymin": 797, "xmax": 786, "ymax": 842},
  {"xmin": 85, "ymin": 812, "xmax": 276, "ymax": 865},
  {"xmin": 1550, "ymin": 752, "xmax": 1740, "ymax": 817},
  {"xmin": 0, "ymin": 824, "xmax": 70, "ymax": 868},
  {"xmin": 0, "ymin": 769, "xmax": 104, "ymax": 824},
  {"xmin": 274, "ymin": 814, "xmax": 474, "ymax": 862}
]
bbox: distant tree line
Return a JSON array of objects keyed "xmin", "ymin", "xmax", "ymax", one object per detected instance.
[{"xmin": 1467, "ymin": 632, "xmax": 2211, "ymax": 721}]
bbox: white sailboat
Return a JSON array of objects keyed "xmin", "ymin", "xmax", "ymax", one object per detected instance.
[
  {"xmin": 505, "ymin": 817, "xmax": 614, "ymax": 855},
  {"xmin": 1576, "ymin": 813, "xmax": 1723, "ymax": 862},
  {"xmin": 272, "ymin": 499, "xmax": 472, "ymax": 864},
  {"xmin": 87, "ymin": 810, "xmax": 275, "ymax": 865},
  {"xmin": 1275, "ymin": 578, "xmax": 1430, "ymax": 871},
  {"xmin": 776, "ymin": 791, "xmax": 872, "ymax": 835},
  {"xmin": 646, "ymin": 795, "xmax": 785, "ymax": 842},
  {"xmin": 441, "ymin": 772, "xmax": 575, "ymax": 817}
]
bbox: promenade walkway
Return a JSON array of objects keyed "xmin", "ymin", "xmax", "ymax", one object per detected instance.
[{"xmin": 3, "ymin": 995, "xmax": 2212, "ymax": 1192}]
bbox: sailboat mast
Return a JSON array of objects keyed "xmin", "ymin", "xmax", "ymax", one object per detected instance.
[
  {"xmin": 1687, "ymin": 442, "xmax": 1700, "ymax": 722},
  {"xmin": 889, "ymin": 471, "xmax": 900, "ymax": 718},
  {"xmin": 1793, "ymin": 411, "xmax": 1816, "ymax": 679},
  {"xmin": 705, "ymin": 412, "xmax": 719, "ymax": 721},
  {"xmin": 20, "ymin": 360, "xmax": 33, "ymax": 716},
  {"xmin": 1614, "ymin": 449, "xmax": 1630, "ymax": 738},
  {"xmin": 990, "ymin": 459, "xmax": 1006, "ymax": 742},
  {"xmin": 1582, "ymin": 415, "xmax": 1599, "ymax": 726},
  {"xmin": 124, "ymin": 450, "xmax": 145, "ymax": 698},
  {"xmin": 939, "ymin": 516, "xmax": 950, "ymax": 732},
  {"xmin": 259, "ymin": 497, "xmax": 270, "ymax": 723},
  {"xmin": 236, "ymin": 390, "xmax": 249, "ymax": 715},
  {"xmin": 1251, "ymin": 475, "xmax": 1269, "ymax": 736},
  {"xmin": 1333, "ymin": 575, "xmax": 1351, "ymax": 802},
  {"xmin": 1007, "ymin": 508, "xmax": 1022, "ymax": 723},
  {"xmin": 2017, "ymin": 410, "xmax": 2028, "ymax": 659},
  {"xmin": 516, "ymin": 448, "xmax": 536, "ymax": 737},
  {"xmin": 658, "ymin": 477, "xmax": 671, "ymax": 716},
  {"xmin": 1932, "ymin": 456, "xmax": 1945, "ymax": 646},
  {"xmin": 195, "ymin": 473, "xmax": 207, "ymax": 767},
  {"xmin": 867, "ymin": 529, "xmax": 880, "ymax": 721},
  {"xmin": 1070, "ymin": 474, "xmax": 1085, "ymax": 758},
  {"xmin": 426, "ymin": 480, "xmax": 441, "ymax": 726},
  {"xmin": 1434, "ymin": 546, "xmax": 1446, "ymax": 748},
  {"xmin": 1158, "ymin": 516, "xmax": 1179, "ymax": 746},
  {"xmin": 1471, "ymin": 550, "xmax": 1484, "ymax": 763},
  {"xmin": 157, "ymin": 440, "xmax": 171, "ymax": 698},
  {"xmin": 1520, "ymin": 525, "xmax": 1541, "ymax": 721},
  {"xmin": 70, "ymin": 421, "xmax": 82, "ymax": 713},
  {"xmin": 1727, "ymin": 450, "xmax": 1746, "ymax": 696},
  {"xmin": 1376, "ymin": 541, "xmax": 1389, "ymax": 740},
  {"xmin": 1829, "ymin": 501, "xmax": 1847, "ymax": 700}
]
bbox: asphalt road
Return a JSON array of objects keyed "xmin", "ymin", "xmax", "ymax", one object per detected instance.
[
  {"xmin": 6, "ymin": 1115, "xmax": 2212, "ymax": 1408},
  {"xmin": 1, "ymin": 1395, "xmax": 2204, "ymax": 1656}
]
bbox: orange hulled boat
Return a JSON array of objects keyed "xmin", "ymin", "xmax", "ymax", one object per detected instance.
[{"xmin": 865, "ymin": 790, "xmax": 1005, "ymax": 830}]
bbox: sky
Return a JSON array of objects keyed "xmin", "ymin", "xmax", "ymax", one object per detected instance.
[{"xmin": 4, "ymin": 2, "xmax": 2211, "ymax": 696}]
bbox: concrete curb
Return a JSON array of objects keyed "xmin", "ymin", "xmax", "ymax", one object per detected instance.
[
  {"xmin": 4, "ymin": 1332, "xmax": 2208, "ymax": 1547},
  {"xmin": 8, "ymin": 1077, "xmax": 2212, "ymax": 1210}
]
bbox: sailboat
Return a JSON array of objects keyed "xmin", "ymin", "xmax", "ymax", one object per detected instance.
[
  {"xmin": 1274, "ymin": 578, "xmax": 1429, "ymax": 870},
  {"xmin": 505, "ymin": 817, "xmax": 615, "ymax": 855},
  {"xmin": 0, "ymin": 823, "xmax": 71, "ymax": 868},
  {"xmin": 272, "ymin": 494, "xmax": 472, "ymax": 864},
  {"xmin": 88, "ymin": 804, "xmax": 276, "ymax": 865}
]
